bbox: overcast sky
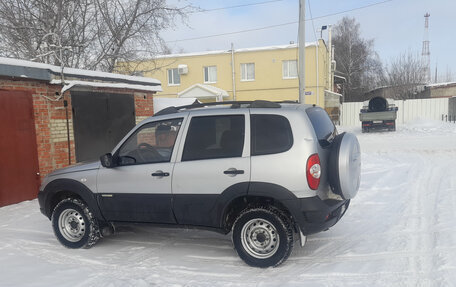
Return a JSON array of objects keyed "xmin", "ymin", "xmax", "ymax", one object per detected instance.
[{"xmin": 161, "ymin": 0, "xmax": 456, "ymax": 81}]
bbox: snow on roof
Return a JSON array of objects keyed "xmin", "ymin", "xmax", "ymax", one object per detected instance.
[
  {"xmin": 154, "ymin": 42, "xmax": 318, "ymax": 59},
  {"xmin": 426, "ymin": 82, "xmax": 456, "ymax": 88},
  {"xmin": 50, "ymin": 79, "xmax": 162, "ymax": 94},
  {"xmin": 0, "ymin": 57, "xmax": 161, "ymax": 85}
]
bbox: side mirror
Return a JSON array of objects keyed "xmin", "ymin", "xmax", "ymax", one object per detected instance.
[{"xmin": 100, "ymin": 153, "xmax": 117, "ymax": 168}]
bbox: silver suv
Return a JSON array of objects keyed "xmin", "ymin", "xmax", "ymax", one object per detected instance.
[{"xmin": 38, "ymin": 100, "xmax": 361, "ymax": 268}]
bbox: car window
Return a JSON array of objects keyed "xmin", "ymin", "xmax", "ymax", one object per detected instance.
[
  {"xmin": 182, "ymin": 115, "xmax": 245, "ymax": 161},
  {"xmin": 306, "ymin": 107, "xmax": 336, "ymax": 147},
  {"xmin": 251, "ymin": 114, "xmax": 293, "ymax": 156},
  {"xmin": 118, "ymin": 118, "xmax": 182, "ymax": 165}
]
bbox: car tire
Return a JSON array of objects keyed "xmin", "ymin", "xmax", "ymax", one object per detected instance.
[
  {"xmin": 232, "ymin": 206, "xmax": 293, "ymax": 268},
  {"xmin": 328, "ymin": 132, "xmax": 361, "ymax": 199},
  {"xmin": 51, "ymin": 198, "xmax": 100, "ymax": 249}
]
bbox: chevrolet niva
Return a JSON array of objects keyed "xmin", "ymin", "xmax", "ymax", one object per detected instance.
[{"xmin": 38, "ymin": 100, "xmax": 361, "ymax": 268}]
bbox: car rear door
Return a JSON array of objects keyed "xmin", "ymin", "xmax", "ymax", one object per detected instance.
[{"xmin": 171, "ymin": 109, "xmax": 251, "ymax": 228}]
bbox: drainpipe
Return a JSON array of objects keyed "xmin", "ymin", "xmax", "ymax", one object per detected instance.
[
  {"xmin": 331, "ymin": 45, "xmax": 335, "ymax": 92},
  {"xmin": 298, "ymin": 0, "xmax": 306, "ymax": 103},
  {"xmin": 316, "ymin": 41, "xmax": 319, "ymax": 106},
  {"xmin": 231, "ymin": 43, "xmax": 236, "ymax": 101},
  {"xmin": 328, "ymin": 26, "xmax": 333, "ymax": 91},
  {"xmin": 63, "ymin": 97, "xmax": 71, "ymax": 165}
]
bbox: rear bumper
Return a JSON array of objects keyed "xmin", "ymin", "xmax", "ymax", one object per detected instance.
[
  {"xmin": 284, "ymin": 196, "xmax": 350, "ymax": 236},
  {"xmin": 362, "ymin": 120, "xmax": 395, "ymax": 130}
]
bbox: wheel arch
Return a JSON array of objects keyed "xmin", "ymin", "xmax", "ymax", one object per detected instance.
[
  {"xmin": 220, "ymin": 182, "xmax": 302, "ymax": 233},
  {"xmin": 42, "ymin": 179, "xmax": 104, "ymax": 221}
]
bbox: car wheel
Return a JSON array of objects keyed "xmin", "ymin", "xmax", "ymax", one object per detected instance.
[
  {"xmin": 232, "ymin": 206, "xmax": 293, "ymax": 268},
  {"xmin": 51, "ymin": 198, "xmax": 100, "ymax": 249},
  {"xmin": 328, "ymin": 132, "xmax": 361, "ymax": 199}
]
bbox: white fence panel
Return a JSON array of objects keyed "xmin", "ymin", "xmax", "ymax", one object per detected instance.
[
  {"xmin": 341, "ymin": 98, "xmax": 449, "ymax": 126},
  {"xmin": 395, "ymin": 100, "xmax": 405, "ymax": 124},
  {"xmin": 341, "ymin": 102, "xmax": 363, "ymax": 126}
]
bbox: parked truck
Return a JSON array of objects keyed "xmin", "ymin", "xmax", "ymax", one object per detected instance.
[{"xmin": 360, "ymin": 97, "xmax": 398, "ymax": 133}]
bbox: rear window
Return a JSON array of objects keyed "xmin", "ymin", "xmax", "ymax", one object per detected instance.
[
  {"xmin": 306, "ymin": 107, "xmax": 336, "ymax": 146},
  {"xmin": 251, "ymin": 114, "xmax": 293, "ymax": 156}
]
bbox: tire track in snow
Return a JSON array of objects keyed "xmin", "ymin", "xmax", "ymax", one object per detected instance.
[{"xmin": 402, "ymin": 153, "xmax": 448, "ymax": 286}]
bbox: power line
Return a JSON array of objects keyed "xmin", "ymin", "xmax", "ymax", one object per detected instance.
[
  {"xmin": 307, "ymin": 0, "xmax": 318, "ymax": 41},
  {"xmin": 190, "ymin": 0, "xmax": 285, "ymax": 14},
  {"xmin": 167, "ymin": 21, "xmax": 297, "ymax": 43},
  {"xmin": 308, "ymin": 0, "xmax": 393, "ymax": 21},
  {"xmin": 166, "ymin": 0, "xmax": 394, "ymax": 43}
]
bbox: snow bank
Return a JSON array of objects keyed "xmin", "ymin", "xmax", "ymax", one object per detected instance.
[{"xmin": 402, "ymin": 119, "xmax": 456, "ymax": 134}]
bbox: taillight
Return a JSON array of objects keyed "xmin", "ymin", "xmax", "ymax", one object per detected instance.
[{"xmin": 306, "ymin": 154, "xmax": 321, "ymax": 190}]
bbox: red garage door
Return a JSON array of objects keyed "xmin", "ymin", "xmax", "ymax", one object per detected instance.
[{"xmin": 0, "ymin": 90, "xmax": 40, "ymax": 207}]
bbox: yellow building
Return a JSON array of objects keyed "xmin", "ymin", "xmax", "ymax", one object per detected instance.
[{"xmin": 135, "ymin": 40, "xmax": 334, "ymax": 107}]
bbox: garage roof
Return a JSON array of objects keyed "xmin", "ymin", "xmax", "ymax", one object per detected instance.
[{"xmin": 0, "ymin": 57, "xmax": 162, "ymax": 92}]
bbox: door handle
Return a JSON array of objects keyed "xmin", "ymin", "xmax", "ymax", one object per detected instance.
[
  {"xmin": 223, "ymin": 168, "xmax": 244, "ymax": 175},
  {"xmin": 151, "ymin": 171, "xmax": 170, "ymax": 177}
]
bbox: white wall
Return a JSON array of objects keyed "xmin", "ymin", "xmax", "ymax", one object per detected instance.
[{"xmin": 341, "ymin": 98, "xmax": 449, "ymax": 126}]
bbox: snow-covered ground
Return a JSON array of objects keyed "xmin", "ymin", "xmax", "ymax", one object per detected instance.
[{"xmin": 1, "ymin": 120, "xmax": 455, "ymax": 287}]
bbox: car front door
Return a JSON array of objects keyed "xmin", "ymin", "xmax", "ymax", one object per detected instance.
[
  {"xmin": 97, "ymin": 117, "xmax": 185, "ymax": 223},
  {"xmin": 172, "ymin": 110, "xmax": 251, "ymax": 228}
]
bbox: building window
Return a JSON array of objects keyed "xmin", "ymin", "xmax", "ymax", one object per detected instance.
[
  {"xmin": 204, "ymin": 66, "xmax": 217, "ymax": 83},
  {"xmin": 168, "ymin": 68, "xmax": 180, "ymax": 85},
  {"xmin": 241, "ymin": 63, "xmax": 255, "ymax": 81},
  {"xmin": 283, "ymin": 60, "xmax": 298, "ymax": 79}
]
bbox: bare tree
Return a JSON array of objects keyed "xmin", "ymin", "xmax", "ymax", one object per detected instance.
[
  {"xmin": 438, "ymin": 66, "xmax": 455, "ymax": 83},
  {"xmin": 385, "ymin": 51, "xmax": 426, "ymax": 99},
  {"xmin": 332, "ymin": 17, "xmax": 384, "ymax": 102},
  {"xmin": 0, "ymin": 0, "xmax": 190, "ymax": 72}
]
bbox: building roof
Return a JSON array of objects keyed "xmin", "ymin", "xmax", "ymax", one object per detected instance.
[
  {"xmin": 153, "ymin": 42, "xmax": 318, "ymax": 59},
  {"xmin": 0, "ymin": 57, "xmax": 162, "ymax": 92},
  {"xmin": 50, "ymin": 80, "xmax": 163, "ymax": 93},
  {"xmin": 426, "ymin": 82, "xmax": 456, "ymax": 88}
]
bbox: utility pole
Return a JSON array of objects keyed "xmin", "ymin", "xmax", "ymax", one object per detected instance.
[
  {"xmin": 231, "ymin": 43, "xmax": 236, "ymax": 101},
  {"xmin": 298, "ymin": 0, "xmax": 306, "ymax": 103},
  {"xmin": 328, "ymin": 25, "xmax": 333, "ymax": 92}
]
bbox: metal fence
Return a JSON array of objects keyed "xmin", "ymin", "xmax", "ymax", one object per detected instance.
[{"xmin": 341, "ymin": 98, "xmax": 450, "ymax": 126}]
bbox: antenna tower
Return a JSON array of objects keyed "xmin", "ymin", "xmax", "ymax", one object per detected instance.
[{"xmin": 422, "ymin": 13, "xmax": 431, "ymax": 83}]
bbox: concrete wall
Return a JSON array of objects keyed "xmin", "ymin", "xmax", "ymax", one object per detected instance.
[
  {"xmin": 341, "ymin": 98, "xmax": 450, "ymax": 126},
  {"xmin": 430, "ymin": 85, "xmax": 456, "ymax": 98}
]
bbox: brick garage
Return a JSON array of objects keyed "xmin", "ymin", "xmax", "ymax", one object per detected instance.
[{"xmin": 0, "ymin": 58, "xmax": 161, "ymax": 206}]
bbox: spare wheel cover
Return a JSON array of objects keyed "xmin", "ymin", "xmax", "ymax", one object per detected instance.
[{"xmin": 329, "ymin": 132, "xmax": 361, "ymax": 199}]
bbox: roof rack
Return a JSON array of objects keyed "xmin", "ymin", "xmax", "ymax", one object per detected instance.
[{"xmin": 154, "ymin": 100, "xmax": 299, "ymax": 116}]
